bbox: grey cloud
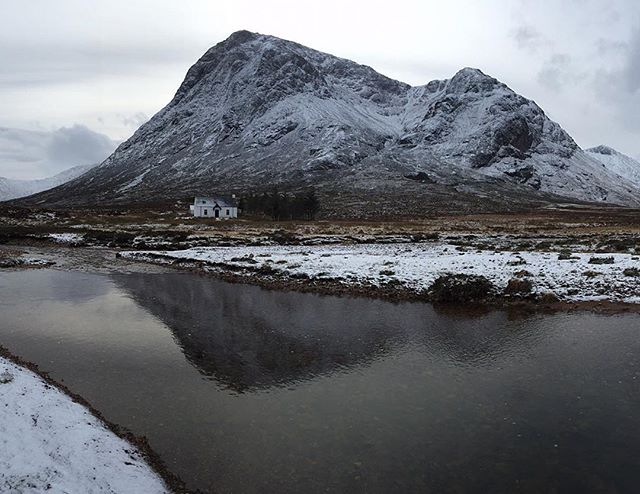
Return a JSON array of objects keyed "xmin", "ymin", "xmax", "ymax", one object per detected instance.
[
  {"xmin": 0, "ymin": 125, "xmax": 118, "ymax": 180},
  {"xmin": 537, "ymin": 54, "xmax": 575, "ymax": 90},
  {"xmin": 595, "ymin": 38, "xmax": 627, "ymax": 56},
  {"xmin": 47, "ymin": 125, "xmax": 118, "ymax": 168},
  {"xmin": 593, "ymin": 26, "xmax": 640, "ymax": 131},
  {"xmin": 0, "ymin": 38, "xmax": 199, "ymax": 88},
  {"xmin": 512, "ymin": 25, "xmax": 545, "ymax": 52},
  {"xmin": 0, "ymin": 128, "xmax": 49, "ymax": 171},
  {"xmin": 623, "ymin": 28, "xmax": 640, "ymax": 92}
]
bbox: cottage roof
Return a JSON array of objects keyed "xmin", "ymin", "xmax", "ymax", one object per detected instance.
[{"xmin": 194, "ymin": 196, "xmax": 237, "ymax": 208}]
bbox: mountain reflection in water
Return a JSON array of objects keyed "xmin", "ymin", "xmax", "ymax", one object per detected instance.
[
  {"xmin": 111, "ymin": 273, "xmax": 549, "ymax": 392},
  {"xmin": 112, "ymin": 273, "xmax": 411, "ymax": 391}
]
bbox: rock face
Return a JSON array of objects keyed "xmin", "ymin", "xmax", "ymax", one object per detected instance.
[{"xmin": 18, "ymin": 31, "xmax": 640, "ymax": 215}]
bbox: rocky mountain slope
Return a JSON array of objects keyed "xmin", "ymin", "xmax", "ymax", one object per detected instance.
[
  {"xmin": 18, "ymin": 31, "xmax": 640, "ymax": 215},
  {"xmin": 586, "ymin": 146, "xmax": 640, "ymax": 188},
  {"xmin": 0, "ymin": 164, "xmax": 94, "ymax": 201}
]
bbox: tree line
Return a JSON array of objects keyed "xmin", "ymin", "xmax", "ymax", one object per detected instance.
[{"xmin": 238, "ymin": 189, "xmax": 320, "ymax": 220}]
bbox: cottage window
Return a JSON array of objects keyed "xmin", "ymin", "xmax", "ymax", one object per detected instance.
[
  {"xmin": 226, "ymin": 209, "xmax": 230, "ymax": 216},
  {"xmin": 204, "ymin": 209, "xmax": 208, "ymax": 215}
]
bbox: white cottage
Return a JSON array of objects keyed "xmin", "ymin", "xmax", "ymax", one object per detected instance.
[{"xmin": 190, "ymin": 196, "xmax": 238, "ymax": 219}]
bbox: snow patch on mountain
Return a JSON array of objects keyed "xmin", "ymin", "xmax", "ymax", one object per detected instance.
[{"xmin": 586, "ymin": 146, "xmax": 640, "ymax": 187}]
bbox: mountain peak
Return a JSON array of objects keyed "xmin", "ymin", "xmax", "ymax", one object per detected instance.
[
  {"xmin": 453, "ymin": 67, "xmax": 490, "ymax": 78},
  {"xmin": 223, "ymin": 29, "xmax": 260, "ymax": 46},
  {"xmin": 19, "ymin": 32, "xmax": 640, "ymax": 211},
  {"xmin": 446, "ymin": 67, "xmax": 500, "ymax": 93}
]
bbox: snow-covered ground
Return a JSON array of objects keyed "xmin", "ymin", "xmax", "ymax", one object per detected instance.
[
  {"xmin": 0, "ymin": 356, "xmax": 168, "ymax": 493},
  {"xmin": 123, "ymin": 243, "xmax": 640, "ymax": 303},
  {"xmin": 48, "ymin": 233, "xmax": 85, "ymax": 245}
]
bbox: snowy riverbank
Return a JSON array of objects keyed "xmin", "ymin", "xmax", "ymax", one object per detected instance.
[
  {"xmin": 122, "ymin": 243, "xmax": 640, "ymax": 304},
  {"xmin": 0, "ymin": 356, "xmax": 168, "ymax": 493}
]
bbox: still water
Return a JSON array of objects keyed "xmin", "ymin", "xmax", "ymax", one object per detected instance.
[{"xmin": 1, "ymin": 269, "xmax": 639, "ymax": 493}]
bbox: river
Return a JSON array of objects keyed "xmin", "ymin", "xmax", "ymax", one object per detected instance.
[{"xmin": 1, "ymin": 269, "xmax": 639, "ymax": 493}]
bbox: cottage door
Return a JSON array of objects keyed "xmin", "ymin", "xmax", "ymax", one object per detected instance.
[{"xmin": 214, "ymin": 209, "xmax": 220, "ymax": 218}]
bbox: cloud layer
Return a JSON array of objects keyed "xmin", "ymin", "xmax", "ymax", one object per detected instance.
[{"xmin": 0, "ymin": 125, "xmax": 118, "ymax": 180}]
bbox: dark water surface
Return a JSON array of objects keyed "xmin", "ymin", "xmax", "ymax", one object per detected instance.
[{"xmin": 1, "ymin": 269, "xmax": 640, "ymax": 493}]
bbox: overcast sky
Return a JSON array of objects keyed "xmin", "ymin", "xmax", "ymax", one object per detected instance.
[{"xmin": 1, "ymin": 0, "xmax": 638, "ymax": 179}]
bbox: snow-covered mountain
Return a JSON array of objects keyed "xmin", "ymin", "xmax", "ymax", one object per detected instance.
[
  {"xmin": 585, "ymin": 146, "xmax": 640, "ymax": 188},
  {"xmin": 19, "ymin": 31, "xmax": 640, "ymax": 214},
  {"xmin": 0, "ymin": 164, "xmax": 95, "ymax": 201}
]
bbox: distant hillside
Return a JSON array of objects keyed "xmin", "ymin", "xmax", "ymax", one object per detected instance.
[
  {"xmin": 585, "ymin": 146, "xmax": 640, "ymax": 188},
  {"xmin": 0, "ymin": 164, "xmax": 95, "ymax": 201}
]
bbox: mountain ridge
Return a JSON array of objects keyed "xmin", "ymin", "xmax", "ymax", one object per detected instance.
[{"xmin": 14, "ymin": 30, "xmax": 640, "ymax": 215}]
